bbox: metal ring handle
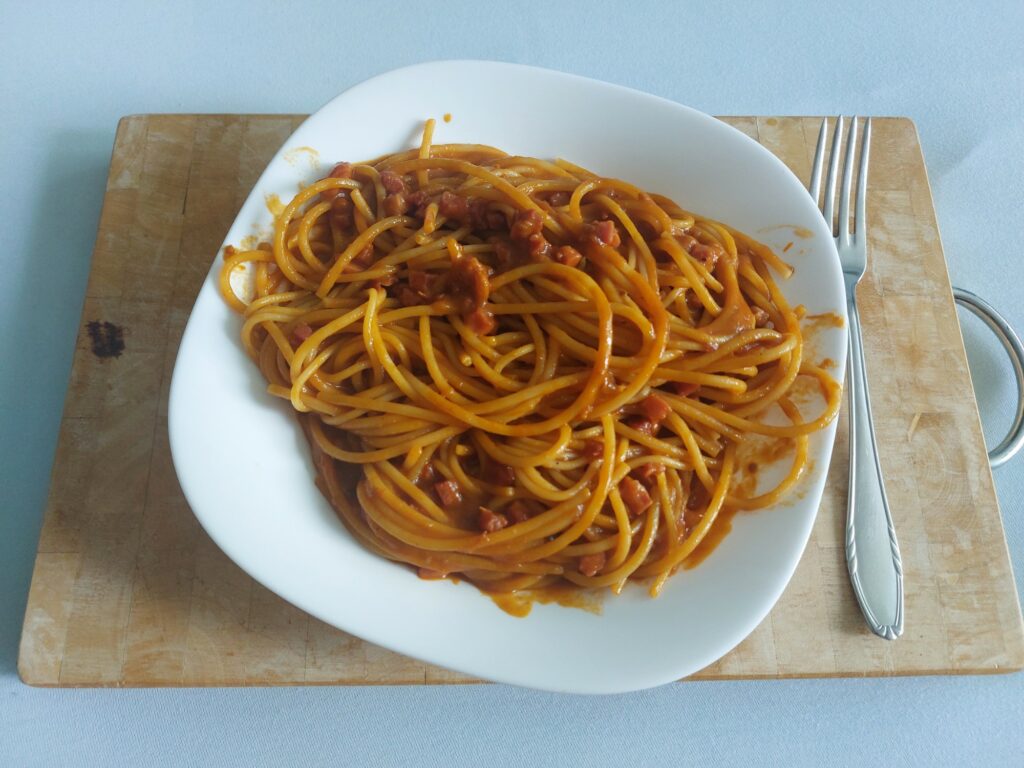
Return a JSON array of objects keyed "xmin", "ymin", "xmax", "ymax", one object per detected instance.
[{"xmin": 953, "ymin": 287, "xmax": 1024, "ymax": 467}]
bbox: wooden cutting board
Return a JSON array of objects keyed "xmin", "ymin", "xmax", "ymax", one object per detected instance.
[{"xmin": 18, "ymin": 115, "xmax": 1024, "ymax": 686}]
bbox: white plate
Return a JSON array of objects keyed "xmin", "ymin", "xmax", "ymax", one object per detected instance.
[{"xmin": 169, "ymin": 60, "xmax": 847, "ymax": 694}]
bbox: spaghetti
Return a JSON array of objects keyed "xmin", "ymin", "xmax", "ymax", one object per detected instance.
[{"xmin": 220, "ymin": 120, "xmax": 840, "ymax": 598}]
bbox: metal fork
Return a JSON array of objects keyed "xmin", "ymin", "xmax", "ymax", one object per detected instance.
[{"xmin": 810, "ymin": 116, "xmax": 904, "ymax": 639}]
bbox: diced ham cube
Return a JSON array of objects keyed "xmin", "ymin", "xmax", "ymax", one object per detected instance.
[
  {"xmin": 511, "ymin": 209, "xmax": 544, "ymax": 240},
  {"xmin": 619, "ymin": 477, "xmax": 653, "ymax": 516},
  {"xmin": 328, "ymin": 162, "xmax": 352, "ymax": 179},
  {"xmin": 691, "ymin": 242, "xmax": 721, "ymax": 269},
  {"xmin": 506, "ymin": 500, "xmax": 533, "ymax": 524},
  {"xmin": 320, "ymin": 162, "xmax": 352, "ymax": 201},
  {"xmin": 329, "ymin": 193, "xmax": 353, "ymax": 228},
  {"xmin": 632, "ymin": 462, "xmax": 665, "ymax": 486},
  {"xmin": 640, "ymin": 394, "xmax": 671, "ymax": 426},
  {"xmin": 526, "ymin": 232, "xmax": 551, "ymax": 260},
  {"xmin": 434, "ymin": 480, "xmax": 462, "ymax": 509},
  {"xmin": 447, "ymin": 256, "xmax": 491, "ymax": 312},
  {"xmin": 492, "ymin": 238, "xmax": 515, "ymax": 270},
  {"xmin": 439, "ymin": 190, "xmax": 469, "ymax": 220},
  {"xmin": 380, "ymin": 170, "xmax": 405, "ymax": 194},
  {"xmin": 625, "ymin": 416, "xmax": 657, "ymax": 436},
  {"xmin": 417, "ymin": 462, "xmax": 437, "ymax": 485},
  {"xmin": 465, "ymin": 306, "xmax": 496, "ymax": 335},
  {"xmin": 398, "ymin": 286, "xmax": 423, "ymax": 306},
  {"xmin": 483, "ymin": 461, "xmax": 515, "ymax": 486},
  {"xmin": 383, "ymin": 193, "xmax": 407, "ymax": 217},
  {"xmin": 592, "ymin": 219, "xmax": 621, "ymax": 248},
  {"xmin": 670, "ymin": 381, "xmax": 699, "ymax": 397},
  {"xmin": 478, "ymin": 506, "xmax": 509, "ymax": 533},
  {"xmin": 578, "ymin": 551, "xmax": 606, "ymax": 577},
  {"xmin": 405, "ymin": 189, "xmax": 427, "ymax": 216},
  {"xmin": 555, "ymin": 245, "xmax": 583, "ymax": 267}
]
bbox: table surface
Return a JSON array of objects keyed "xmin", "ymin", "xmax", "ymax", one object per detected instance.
[{"xmin": 2, "ymin": 1, "xmax": 1022, "ymax": 765}]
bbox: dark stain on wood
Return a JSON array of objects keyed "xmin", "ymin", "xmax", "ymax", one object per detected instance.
[{"xmin": 86, "ymin": 321, "xmax": 125, "ymax": 358}]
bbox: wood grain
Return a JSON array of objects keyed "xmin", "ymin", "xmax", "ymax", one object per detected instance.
[{"xmin": 18, "ymin": 115, "xmax": 1024, "ymax": 686}]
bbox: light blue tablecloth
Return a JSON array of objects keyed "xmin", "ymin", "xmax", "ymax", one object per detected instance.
[{"xmin": 3, "ymin": 2, "xmax": 1022, "ymax": 764}]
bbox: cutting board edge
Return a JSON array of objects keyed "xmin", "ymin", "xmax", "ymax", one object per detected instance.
[
  {"xmin": 18, "ymin": 664, "xmax": 1024, "ymax": 688},
  {"xmin": 17, "ymin": 113, "xmax": 1024, "ymax": 687}
]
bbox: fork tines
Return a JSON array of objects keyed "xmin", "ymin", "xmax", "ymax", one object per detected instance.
[{"xmin": 809, "ymin": 116, "xmax": 873, "ymax": 246}]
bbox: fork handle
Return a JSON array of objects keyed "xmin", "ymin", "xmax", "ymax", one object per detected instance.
[{"xmin": 845, "ymin": 283, "xmax": 904, "ymax": 639}]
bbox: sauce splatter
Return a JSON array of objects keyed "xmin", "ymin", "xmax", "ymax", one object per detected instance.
[
  {"xmin": 490, "ymin": 587, "xmax": 602, "ymax": 617},
  {"xmin": 805, "ymin": 311, "xmax": 845, "ymax": 329},
  {"xmin": 801, "ymin": 313, "xmax": 845, "ymax": 377},
  {"xmin": 782, "ymin": 241, "xmax": 794, "ymax": 253},
  {"xmin": 760, "ymin": 224, "xmax": 815, "ymax": 241},
  {"xmin": 86, "ymin": 321, "xmax": 125, "ymax": 359},
  {"xmin": 265, "ymin": 193, "xmax": 285, "ymax": 217},
  {"xmin": 782, "ymin": 368, "xmax": 833, "ymax": 407},
  {"xmin": 675, "ymin": 386, "xmax": 830, "ymax": 573},
  {"xmin": 683, "ymin": 421, "xmax": 811, "ymax": 571},
  {"xmin": 443, "ymin": 113, "xmax": 452, "ymax": 123},
  {"xmin": 741, "ymin": 435, "xmax": 793, "ymax": 467},
  {"xmin": 684, "ymin": 507, "xmax": 739, "ymax": 569},
  {"xmin": 283, "ymin": 145, "xmax": 320, "ymax": 167}
]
